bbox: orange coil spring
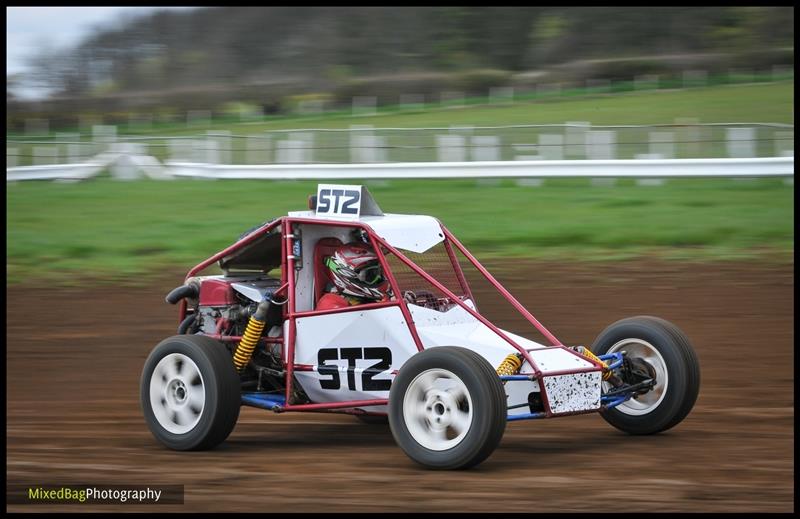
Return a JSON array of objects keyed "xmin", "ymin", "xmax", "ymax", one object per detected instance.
[
  {"xmin": 232, "ymin": 316, "xmax": 266, "ymax": 372},
  {"xmin": 575, "ymin": 346, "xmax": 612, "ymax": 380},
  {"xmin": 496, "ymin": 353, "xmax": 523, "ymax": 376}
]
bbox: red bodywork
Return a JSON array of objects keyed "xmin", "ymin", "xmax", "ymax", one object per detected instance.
[
  {"xmin": 180, "ymin": 216, "xmax": 605, "ymax": 418},
  {"xmin": 198, "ymin": 278, "xmax": 237, "ymax": 306}
]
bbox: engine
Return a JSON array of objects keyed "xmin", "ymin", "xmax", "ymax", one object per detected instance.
[
  {"xmin": 166, "ymin": 275, "xmax": 282, "ymax": 334},
  {"xmin": 165, "ymin": 275, "xmax": 287, "ymax": 391}
]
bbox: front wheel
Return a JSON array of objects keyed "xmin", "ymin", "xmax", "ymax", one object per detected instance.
[
  {"xmin": 591, "ymin": 316, "xmax": 700, "ymax": 435},
  {"xmin": 389, "ymin": 346, "xmax": 507, "ymax": 470},
  {"xmin": 140, "ymin": 335, "xmax": 241, "ymax": 450}
]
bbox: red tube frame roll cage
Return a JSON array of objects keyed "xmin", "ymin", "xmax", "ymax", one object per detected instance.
[{"xmin": 180, "ymin": 216, "xmax": 605, "ymax": 418}]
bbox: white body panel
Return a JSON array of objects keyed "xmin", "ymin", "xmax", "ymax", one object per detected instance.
[
  {"xmin": 291, "ymin": 302, "xmax": 603, "ymax": 415},
  {"xmin": 230, "ymin": 278, "xmax": 282, "ymax": 302},
  {"xmin": 288, "ymin": 211, "xmax": 444, "ymax": 253},
  {"xmin": 408, "ymin": 302, "xmax": 548, "ymax": 368},
  {"xmin": 361, "ymin": 214, "xmax": 444, "ymax": 253},
  {"xmin": 525, "ymin": 347, "xmax": 595, "ymax": 373},
  {"xmin": 293, "ymin": 306, "xmax": 417, "ymax": 412}
]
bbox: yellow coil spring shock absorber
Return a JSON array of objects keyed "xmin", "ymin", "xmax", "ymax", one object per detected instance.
[
  {"xmin": 574, "ymin": 346, "xmax": 612, "ymax": 381},
  {"xmin": 232, "ymin": 316, "xmax": 266, "ymax": 372},
  {"xmin": 496, "ymin": 353, "xmax": 524, "ymax": 377},
  {"xmin": 232, "ymin": 297, "xmax": 272, "ymax": 372}
]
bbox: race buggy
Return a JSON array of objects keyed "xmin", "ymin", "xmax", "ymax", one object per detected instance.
[{"xmin": 141, "ymin": 184, "xmax": 701, "ymax": 469}]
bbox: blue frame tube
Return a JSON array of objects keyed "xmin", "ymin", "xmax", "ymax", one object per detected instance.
[
  {"xmin": 601, "ymin": 395, "xmax": 630, "ymax": 409},
  {"xmin": 242, "ymin": 392, "xmax": 287, "ymax": 411},
  {"xmin": 507, "ymin": 412, "xmax": 547, "ymax": 422},
  {"xmin": 499, "ymin": 374, "xmax": 534, "ymax": 381},
  {"xmin": 598, "ymin": 352, "xmax": 623, "ymax": 370}
]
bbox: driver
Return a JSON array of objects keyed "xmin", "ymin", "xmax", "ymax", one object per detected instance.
[{"xmin": 318, "ymin": 242, "xmax": 392, "ymax": 310}]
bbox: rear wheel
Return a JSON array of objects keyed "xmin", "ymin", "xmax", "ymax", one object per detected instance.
[
  {"xmin": 591, "ymin": 316, "xmax": 700, "ymax": 435},
  {"xmin": 141, "ymin": 335, "xmax": 241, "ymax": 450},
  {"xmin": 389, "ymin": 346, "xmax": 507, "ymax": 469}
]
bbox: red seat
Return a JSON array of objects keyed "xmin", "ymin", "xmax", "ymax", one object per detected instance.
[{"xmin": 313, "ymin": 237, "xmax": 344, "ymax": 307}]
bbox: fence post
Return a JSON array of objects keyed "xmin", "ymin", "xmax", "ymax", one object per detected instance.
[
  {"xmin": 92, "ymin": 125, "xmax": 117, "ymax": 155},
  {"xmin": 634, "ymin": 153, "xmax": 666, "ymax": 186},
  {"xmin": 726, "ymin": 128, "xmax": 756, "ymax": 158},
  {"xmin": 169, "ymin": 140, "xmax": 192, "ymax": 162},
  {"xmin": 246, "ymin": 134, "xmax": 271, "ymax": 164},
  {"xmin": 565, "ymin": 121, "xmax": 590, "ymax": 158},
  {"xmin": 774, "ymin": 130, "xmax": 794, "ymax": 157},
  {"xmin": 208, "ymin": 130, "xmax": 232, "ymax": 164},
  {"xmin": 33, "ymin": 146, "xmax": 58, "ymax": 166},
  {"xmin": 204, "ymin": 138, "xmax": 220, "ymax": 164},
  {"xmin": 56, "ymin": 133, "xmax": 80, "ymax": 163},
  {"xmin": 674, "ymin": 117, "xmax": 700, "ymax": 158},
  {"xmin": 436, "ymin": 135, "xmax": 466, "ymax": 162},
  {"xmin": 539, "ymin": 134, "xmax": 564, "ymax": 160},
  {"xmin": 471, "ymin": 136, "xmax": 500, "ymax": 161},
  {"xmin": 585, "ymin": 130, "xmax": 616, "ymax": 160},
  {"xmin": 649, "ymin": 132, "xmax": 675, "ymax": 159},
  {"xmin": 7, "ymin": 147, "xmax": 18, "ymax": 168}
]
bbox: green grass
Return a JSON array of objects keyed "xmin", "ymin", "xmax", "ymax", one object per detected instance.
[
  {"xmin": 7, "ymin": 81, "xmax": 794, "ymax": 283},
  {"xmin": 8, "ymin": 82, "xmax": 794, "ymax": 139},
  {"xmin": 7, "ymin": 82, "xmax": 794, "ymax": 166},
  {"xmin": 6, "ymin": 177, "xmax": 794, "ymax": 284}
]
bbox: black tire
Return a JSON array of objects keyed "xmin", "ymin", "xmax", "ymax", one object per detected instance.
[
  {"xmin": 389, "ymin": 346, "xmax": 507, "ymax": 470},
  {"xmin": 140, "ymin": 335, "xmax": 241, "ymax": 450},
  {"xmin": 355, "ymin": 414, "xmax": 390, "ymax": 425},
  {"xmin": 591, "ymin": 316, "xmax": 700, "ymax": 435}
]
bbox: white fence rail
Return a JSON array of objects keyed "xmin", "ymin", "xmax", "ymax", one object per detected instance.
[
  {"xmin": 166, "ymin": 157, "xmax": 794, "ymax": 180},
  {"xmin": 6, "ymin": 152, "xmax": 169, "ymax": 182},
  {"xmin": 6, "ymin": 156, "xmax": 794, "ymax": 182},
  {"xmin": 6, "ymin": 122, "xmax": 794, "ymax": 182}
]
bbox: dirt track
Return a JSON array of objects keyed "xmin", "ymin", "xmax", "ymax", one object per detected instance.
[{"xmin": 6, "ymin": 260, "xmax": 794, "ymax": 512}]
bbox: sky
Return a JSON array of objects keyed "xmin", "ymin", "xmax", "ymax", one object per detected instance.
[{"xmin": 6, "ymin": 6, "xmax": 202, "ymax": 98}]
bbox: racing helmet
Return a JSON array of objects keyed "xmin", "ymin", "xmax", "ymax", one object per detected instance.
[{"xmin": 324, "ymin": 243, "xmax": 392, "ymax": 301}]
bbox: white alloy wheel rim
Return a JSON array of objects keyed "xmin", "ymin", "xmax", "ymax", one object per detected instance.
[
  {"xmin": 402, "ymin": 368, "xmax": 473, "ymax": 451},
  {"xmin": 605, "ymin": 338, "xmax": 668, "ymax": 416},
  {"xmin": 149, "ymin": 353, "xmax": 206, "ymax": 434}
]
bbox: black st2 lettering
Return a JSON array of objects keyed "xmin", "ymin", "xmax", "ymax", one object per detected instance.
[
  {"xmin": 340, "ymin": 190, "xmax": 360, "ymax": 214},
  {"xmin": 317, "ymin": 347, "xmax": 392, "ymax": 391},
  {"xmin": 316, "ymin": 188, "xmax": 360, "ymax": 215},
  {"xmin": 317, "ymin": 347, "xmax": 340, "ymax": 389},
  {"xmin": 317, "ymin": 189, "xmax": 331, "ymax": 213}
]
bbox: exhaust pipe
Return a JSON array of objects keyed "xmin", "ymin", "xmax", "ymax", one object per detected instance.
[{"xmin": 165, "ymin": 281, "xmax": 199, "ymax": 305}]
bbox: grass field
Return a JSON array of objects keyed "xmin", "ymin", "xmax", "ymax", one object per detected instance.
[
  {"xmin": 123, "ymin": 82, "xmax": 795, "ymax": 136},
  {"xmin": 6, "ymin": 177, "xmax": 794, "ymax": 284},
  {"xmin": 7, "ymin": 81, "xmax": 794, "ymax": 284},
  {"xmin": 7, "ymin": 82, "xmax": 795, "ymax": 166},
  {"xmin": 7, "ymin": 82, "xmax": 795, "ymax": 140}
]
